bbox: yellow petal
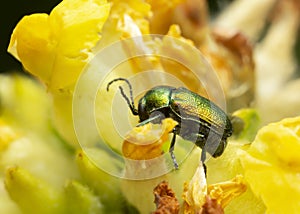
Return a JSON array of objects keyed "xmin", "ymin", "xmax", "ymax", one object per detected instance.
[
  {"xmin": 182, "ymin": 165, "xmax": 247, "ymax": 214},
  {"xmin": 207, "ymin": 175, "xmax": 247, "ymax": 208},
  {"xmin": 111, "ymin": 0, "xmax": 151, "ymax": 36},
  {"xmin": 5, "ymin": 167, "xmax": 65, "ymax": 214},
  {"xmin": 8, "ymin": 0, "xmax": 110, "ymax": 91},
  {"xmin": 8, "ymin": 14, "xmax": 54, "ymax": 83},
  {"xmin": 146, "ymin": 0, "xmax": 184, "ymax": 34},
  {"xmin": 240, "ymin": 116, "xmax": 300, "ymax": 213},
  {"xmin": 161, "ymin": 25, "xmax": 208, "ymax": 95},
  {"xmin": 95, "ymin": 0, "xmax": 151, "ymax": 49},
  {"xmin": 0, "ymin": 119, "xmax": 18, "ymax": 152},
  {"xmin": 122, "ymin": 118, "xmax": 178, "ymax": 160}
]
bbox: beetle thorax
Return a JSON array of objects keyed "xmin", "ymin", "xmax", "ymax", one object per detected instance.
[{"xmin": 137, "ymin": 86, "xmax": 174, "ymax": 122}]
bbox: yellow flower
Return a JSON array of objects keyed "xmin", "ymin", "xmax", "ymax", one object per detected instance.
[
  {"xmin": 7, "ymin": 0, "xmax": 110, "ymax": 91},
  {"xmin": 182, "ymin": 163, "xmax": 207, "ymax": 213},
  {"xmin": 110, "ymin": 0, "xmax": 151, "ymax": 36},
  {"xmin": 122, "ymin": 118, "xmax": 178, "ymax": 161},
  {"xmin": 6, "ymin": 0, "xmax": 299, "ymax": 213},
  {"xmin": 93, "ymin": 0, "xmax": 151, "ymax": 49},
  {"xmin": 240, "ymin": 116, "xmax": 300, "ymax": 213},
  {"xmin": 146, "ymin": 0, "xmax": 184, "ymax": 34},
  {"xmin": 120, "ymin": 117, "xmax": 247, "ymax": 213},
  {"xmin": 182, "ymin": 163, "xmax": 246, "ymax": 214},
  {"xmin": 121, "ymin": 118, "xmax": 202, "ymax": 213},
  {"xmin": 0, "ymin": 119, "xmax": 18, "ymax": 152},
  {"xmin": 207, "ymin": 175, "xmax": 247, "ymax": 208}
]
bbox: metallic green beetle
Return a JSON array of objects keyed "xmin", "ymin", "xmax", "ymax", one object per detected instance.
[{"xmin": 107, "ymin": 78, "xmax": 233, "ymax": 170}]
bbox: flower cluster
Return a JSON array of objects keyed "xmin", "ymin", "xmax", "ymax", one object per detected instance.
[{"xmin": 2, "ymin": 0, "xmax": 300, "ymax": 213}]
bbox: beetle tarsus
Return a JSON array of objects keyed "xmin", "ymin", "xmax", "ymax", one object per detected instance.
[
  {"xmin": 169, "ymin": 130, "xmax": 179, "ymax": 169},
  {"xmin": 170, "ymin": 151, "xmax": 179, "ymax": 170}
]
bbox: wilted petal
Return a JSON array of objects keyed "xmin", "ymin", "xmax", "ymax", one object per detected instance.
[{"xmin": 182, "ymin": 163, "xmax": 207, "ymax": 214}]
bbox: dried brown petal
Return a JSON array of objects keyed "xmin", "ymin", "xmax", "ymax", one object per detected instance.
[
  {"xmin": 202, "ymin": 29, "xmax": 255, "ymax": 112},
  {"xmin": 172, "ymin": 0, "xmax": 209, "ymax": 45},
  {"xmin": 153, "ymin": 181, "xmax": 180, "ymax": 214},
  {"xmin": 201, "ymin": 196, "xmax": 224, "ymax": 214},
  {"xmin": 212, "ymin": 30, "xmax": 254, "ymax": 69}
]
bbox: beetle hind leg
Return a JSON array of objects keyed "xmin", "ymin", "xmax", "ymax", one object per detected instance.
[{"xmin": 169, "ymin": 130, "xmax": 179, "ymax": 170}]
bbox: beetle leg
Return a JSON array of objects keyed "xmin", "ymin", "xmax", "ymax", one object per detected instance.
[
  {"xmin": 201, "ymin": 147, "xmax": 207, "ymax": 176},
  {"xmin": 201, "ymin": 148, "xmax": 206, "ymax": 162},
  {"xmin": 195, "ymin": 133, "xmax": 206, "ymax": 148},
  {"xmin": 169, "ymin": 131, "xmax": 179, "ymax": 170},
  {"xmin": 136, "ymin": 114, "xmax": 163, "ymax": 127}
]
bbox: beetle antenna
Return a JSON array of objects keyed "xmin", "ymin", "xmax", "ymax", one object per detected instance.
[{"xmin": 106, "ymin": 78, "xmax": 139, "ymax": 115}]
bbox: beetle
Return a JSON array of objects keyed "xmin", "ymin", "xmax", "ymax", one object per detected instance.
[{"xmin": 106, "ymin": 78, "xmax": 233, "ymax": 171}]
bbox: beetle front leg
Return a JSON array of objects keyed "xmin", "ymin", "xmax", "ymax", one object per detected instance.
[
  {"xmin": 137, "ymin": 114, "xmax": 163, "ymax": 127},
  {"xmin": 169, "ymin": 129, "xmax": 179, "ymax": 170}
]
